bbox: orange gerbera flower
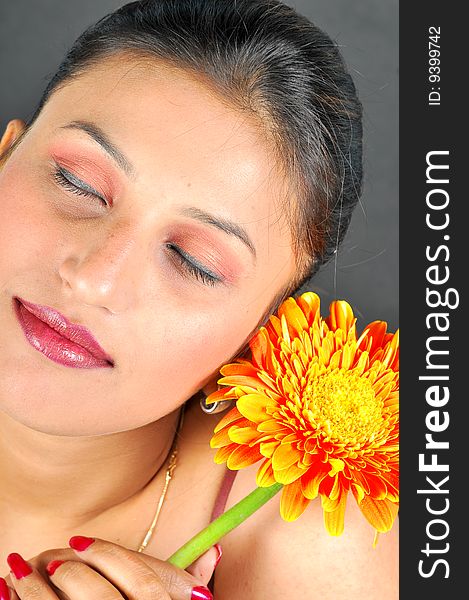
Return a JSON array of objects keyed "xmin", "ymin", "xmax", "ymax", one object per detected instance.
[{"xmin": 208, "ymin": 292, "xmax": 399, "ymax": 536}]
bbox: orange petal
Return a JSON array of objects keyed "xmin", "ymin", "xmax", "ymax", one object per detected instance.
[
  {"xmin": 258, "ymin": 418, "xmax": 287, "ymax": 433},
  {"xmin": 213, "ymin": 445, "xmax": 236, "ymax": 464},
  {"xmin": 266, "ymin": 315, "xmax": 282, "ymax": 339},
  {"xmin": 228, "ymin": 425, "xmax": 260, "ymax": 445},
  {"xmin": 280, "ymin": 313, "xmax": 291, "ymax": 345},
  {"xmin": 204, "ymin": 387, "xmax": 235, "ymax": 405},
  {"xmin": 382, "ymin": 330, "xmax": 399, "ymax": 370},
  {"xmin": 250, "ymin": 328, "xmax": 271, "ymax": 369},
  {"xmin": 357, "ymin": 496, "xmax": 398, "ymax": 533},
  {"xmin": 236, "ymin": 358, "xmax": 257, "ymax": 366},
  {"xmin": 382, "ymin": 470, "xmax": 399, "ymax": 500},
  {"xmin": 301, "ymin": 451, "xmax": 320, "ymax": 468},
  {"xmin": 352, "ymin": 483, "xmax": 365, "ymax": 504},
  {"xmin": 264, "ymin": 348, "xmax": 283, "ymax": 380},
  {"xmin": 327, "ymin": 300, "xmax": 356, "ymax": 335},
  {"xmin": 328, "ymin": 349, "xmax": 342, "ymax": 370},
  {"xmin": 210, "ymin": 427, "xmax": 233, "ymax": 448},
  {"xmin": 366, "ymin": 473, "xmax": 389, "ymax": 500},
  {"xmin": 280, "ymin": 478, "xmax": 311, "ymax": 522},
  {"xmin": 321, "ymin": 493, "xmax": 339, "ymax": 513},
  {"xmin": 257, "ymin": 371, "xmax": 283, "ymax": 397},
  {"xmin": 301, "ymin": 464, "xmax": 328, "ymax": 499},
  {"xmin": 260, "ymin": 440, "xmax": 279, "ymax": 458},
  {"xmin": 353, "ymin": 350, "xmax": 370, "ymax": 376},
  {"xmin": 350, "ymin": 468, "xmax": 371, "ymax": 495},
  {"xmin": 340, "ymin": 342, "xmax": 356, "ymax": 370},
  {"xmin": 217, "ymin": 375, "xmax": 263, "ymax": 389},
  {"xmin": 323, "ymin": 489, "xmax": 348, "ymax": 536},
  {"xmin": 304, "ymin": 436, "xmax": 320, "ymax": 453},
  {"xmin": 256, "ymin": 458, "xmax": 277, "ymax": 487},
  {"xmin": 274, "ymin": 462, "xmax": 305, "ymax": 485},
  {"xmin": 236, "ymin": 393, "xmax": 273, "ymax": 423},
  {"xmin": 213, "ymin": 407, "xmax": 243, "ymax": 434},
  {"xmin": 291, "ymin": 355, "xmax": 305, "ymax": 379},
  {"xmin": 220, "ymin": 362, "xmax": 258, "ymax": 377},
  {"xmin": 297, "ymin": 292, "xmax": 321, "ymax": 326},
  {"xmin": 328, "ymin": 458, "xmax": 345, "ymax": 476},
  {"xmin": 374, "ymin": 380, "xmax": 396, "ymax": 404},
  {"xmin": 278, "ymin": 297, "xmax": 309, "ymax": 336},
  {"xmin": 271, "ymin": 443, "xmax": 303, "ymax": 471},
  {"xmin": 282, "ymin": 432, "xmax": 299, "ymax": 444},
  {"xmin": 357, "ymin": 321, "xmax": 388, "ymax": 354},
  {"xmin": 226, "ymin": 443, "xmax": 263, "ymax": 470}
]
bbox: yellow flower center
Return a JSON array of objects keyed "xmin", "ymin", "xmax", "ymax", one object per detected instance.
[{"xmin": 306, "ymin": 369, "xmax": 383, "ymax": 441}]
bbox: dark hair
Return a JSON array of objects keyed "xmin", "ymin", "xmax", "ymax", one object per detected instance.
[{"xmin": 20, "ymin": 0, "xmax": 363, "ymax": 335}]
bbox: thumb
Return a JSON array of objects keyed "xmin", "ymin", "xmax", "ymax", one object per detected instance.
[{"xmin": 185, "ymin": 544, "xmax": 222, "ymax": 586}]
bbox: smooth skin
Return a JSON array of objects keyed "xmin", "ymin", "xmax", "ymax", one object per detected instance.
[{"xmin": 0, "ymin": 54, "xmax": 398, "ymax": 598}]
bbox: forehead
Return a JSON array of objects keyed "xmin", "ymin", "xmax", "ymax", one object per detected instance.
[
  {"xmin": 32, "ymin": 54, "xmax": 296, "ymax": 273},
  {"xmin": 42, "ymin": 54, "xmax": 288, "ymax": 200}
]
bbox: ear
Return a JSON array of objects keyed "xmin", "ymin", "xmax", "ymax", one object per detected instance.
[{"xmin": 0, "ymin": 119, "xmax": 26, "ymax": 157}]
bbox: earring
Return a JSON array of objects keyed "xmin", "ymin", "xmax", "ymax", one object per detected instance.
[{"xmin": 199, "ymin": 390, "xmax": 234, "ymax": 414}]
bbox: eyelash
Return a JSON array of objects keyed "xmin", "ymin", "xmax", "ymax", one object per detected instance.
[
  {"xmin": 52, "ymin": 165, "xmax": 222, "ymax": 288},
  {"xmin": 52, "ymin": 166, "xmax": 108, "ymax": 207},
  {"xmin": 166, "ymin": 243, "xmax": 221, "ymax": 287}
]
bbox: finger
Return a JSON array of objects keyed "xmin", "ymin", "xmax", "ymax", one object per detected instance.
[
  {"xmin": 23, "ymin": 547, "xmax": 85, "ymax": 576},
  {"xmin": 6, "ymin": 553, "xmax": 60, "ymax": 599},
  {"xmin": 185, "ymin": 545, "xmax": 222, "ymax": 586},
  {"xmin": 1, "ymin": 576, "xmax": 20, "ymax": 600},
  {"xmin": 67, "ymin": 536, "xmax": 213, "ymax": 600},
  {"xmin": 45, "ymin": 559, "xmax": 128, "ymax": 600}
]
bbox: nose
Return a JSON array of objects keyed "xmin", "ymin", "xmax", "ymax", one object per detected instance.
[{"xmin": 58, "ymin": 223, "xmax": 148, "ymax": 314}]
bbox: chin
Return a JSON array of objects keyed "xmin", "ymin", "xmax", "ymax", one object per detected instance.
[{"xmin": 0, "ymin": 381, "xmax": 110, "ymax": 437}]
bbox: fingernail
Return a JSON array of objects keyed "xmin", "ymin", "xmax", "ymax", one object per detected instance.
[
  {"xmin": 46, "ymin": 560, "xmax": 65, "ymax": 576},
  {"xmin": 69, "ymin": 535, "xmax": 95, "ymax": 551},
  {"xmin": 214, "ymin": 543, "xmax": 223, "ymax": 568},
  {"xmin": 7, "ymin": 552, "xmax": 33, "ymax": 579},
  {"xmin": 191, "ymin": 585, "xmax": 214, "ymax": 600},
  {"xmin": 0, "ymin": 577, "xmax": 11, "ymax": 600}
]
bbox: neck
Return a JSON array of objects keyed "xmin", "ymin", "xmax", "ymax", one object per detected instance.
[{"xmin": 0, "ymin": 405, "xmax": 182, "ymax": 530}]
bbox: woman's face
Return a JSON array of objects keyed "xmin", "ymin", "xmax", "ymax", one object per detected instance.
[{"xmin": 0, "ymin": 55, "xmax": 297, "ymax": 435}]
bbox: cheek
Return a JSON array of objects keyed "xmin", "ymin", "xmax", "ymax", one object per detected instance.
[
  {"xmin": 177, "ymin": 314, "xmax": 243, "ymax": 369},
  {"xmin": 0, "ymin": 160, "xmax": 61, "ymax": 280},
  {"xmin": 133, "ymin": 303, "xmax": 253, "ymax": 400}
]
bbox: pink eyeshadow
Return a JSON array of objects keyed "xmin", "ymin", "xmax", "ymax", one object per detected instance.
[
  {"xmin": 169, "ymin": 226, "xmax": 245, "ymax": 283},
  {"xmin": 48, "ymin": 141, "xmax": 121, "ymax": 199}
]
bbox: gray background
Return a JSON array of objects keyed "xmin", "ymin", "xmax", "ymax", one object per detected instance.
[{"xmin": 0, "ymin": 0, "xmax": 398, "ymax": 331}]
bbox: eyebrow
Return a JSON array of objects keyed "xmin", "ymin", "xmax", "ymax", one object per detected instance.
[
  {"xmin": 59, "ymin": 120, "xmax": 135, "ymax": 177},
  {"xmin": 180, "ymin": 207, "xmax": 256, "ymax": 260},
  {"xmin": 59, "ymin": 120, "xmax": 256, "ymax": 260}
]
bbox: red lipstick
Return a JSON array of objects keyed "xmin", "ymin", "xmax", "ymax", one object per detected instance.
[{"xmin": 13, "ymin": 296, "xmax": 114, "ymax": 369}]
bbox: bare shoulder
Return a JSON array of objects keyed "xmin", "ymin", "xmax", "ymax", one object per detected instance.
[{"xmin": 213, "ymin": 462, "xmax": 399, "ymax": 600}]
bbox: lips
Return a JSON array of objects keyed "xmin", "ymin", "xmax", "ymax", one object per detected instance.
[{"xmin": 13, "ymin": 296, "xmax": 114, "ymax": 369}]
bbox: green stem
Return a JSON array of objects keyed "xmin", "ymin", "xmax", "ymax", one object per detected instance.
[{"xmin": 167, "ymin": 481, "xmax": 283, "ymax": 569}]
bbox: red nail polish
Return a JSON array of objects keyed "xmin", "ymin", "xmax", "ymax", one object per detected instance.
[
  {"xmin": 69, "ymin": 535, "xmax": 95, "ymax": 551},
  {"xmin": 7, "ymin": 553, "xmax": 33, "ymax": 579},
  {"xmin": 191, "ymin": 585, "xmax": 214, "ymax": 600},
  {"xmin": 46, "ymin": 560, "xmax": 65, "ymax": 576},
  {"xmin": 214, "ymin": 543, "xmax": 223, "ymax": 568},
  {"xmin": 0, "ymin": 577, "xmax": 11, "ymax": 600}
]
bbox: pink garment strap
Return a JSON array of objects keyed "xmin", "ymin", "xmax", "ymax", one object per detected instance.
[{"xmin": 210, "ymin": 468, "xmax": 238, "ymax": 521}]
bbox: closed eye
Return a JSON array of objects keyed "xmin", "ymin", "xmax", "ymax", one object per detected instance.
[
  {"xmin": 52, "ymin": 165, "xmax": 222, "ymax": 287},
  {"xmin": 165, "ymin": 243, "xmax": 223, "ymax": 287},
  {"xmin": 52, "ymin": 166, "xmax": 108, "ymax": 207}
]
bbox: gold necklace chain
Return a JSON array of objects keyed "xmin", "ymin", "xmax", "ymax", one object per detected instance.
[{"xmin": 136, "ymin": 403, "xmax": 186, "ymax": 553}]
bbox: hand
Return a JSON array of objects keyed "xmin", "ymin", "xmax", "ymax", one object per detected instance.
[{"xmin": 2, "ymin": 536, "xmax": 217, "ymax": 599}]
